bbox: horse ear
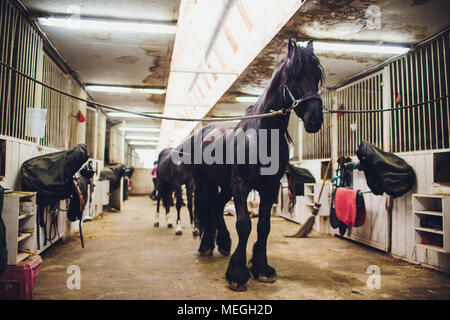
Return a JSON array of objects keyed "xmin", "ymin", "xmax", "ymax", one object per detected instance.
[
  {"xmin": 288, "ymin": 38, "xmax": 297, "ymax": 56},
  {"xmin": 306, "ymin": 40, "xmax": 314, "ymax": 51}
]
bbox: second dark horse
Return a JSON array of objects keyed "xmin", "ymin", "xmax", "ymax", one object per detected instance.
[{"xmin": 154, "ymin": 147, "xmax": 196, "ymax": 236}]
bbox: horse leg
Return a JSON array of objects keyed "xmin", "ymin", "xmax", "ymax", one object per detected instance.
[
  {"xmin": 249, "ymin": 186, "xmax": 278, "ymax": 283},
  {"xmin": 226, "ymin": 178, "xmax": 251, "ymax": 291},
  {"xmin": 216, "ymin": 189, "xmax": 232, "ymax": 256},
  {"xmin": 194, "ymin": 172, "xmax": 217, "ymax": 256},
  {"xmin": 175, "ymin": 185, "xmax": 183, "ymax": 235},
  {"xmin": 163, "ymin": 190, "xmax": 173, "ymax": 229},
  {"xmin": 154, "ymin": 190, "xmax": 161, "ymax": 227},
  {"xmin": 186, "ymin": 180, "xmax": 197, "ymax": 236}
]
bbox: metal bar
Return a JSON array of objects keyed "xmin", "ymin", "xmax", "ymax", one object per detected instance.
[
  {"xmin": 420, "ymin": 48, "xmax": 427, "ymax": 150},
  {"xmin": 436, "ymin": 37, "xmax": 444, "ymax": 149},
  {"xmin": 425, "ymin": 45, "xmax": 432, "ymax": 149},
  {"xmin": 414, "ymin": 48, "xmax": 421, "ymax": 150},
  {"xmin": 430, "ymin": 42, "xmax": 440, "ymax": 149},
  {"xmin": 393, "ymin": 60, "xmax": 398, "ymax": 152},
  {"xmin": 444, "ymin": 34, "xmax": 450, "ymax": 148},
  {"xmin": 400, "ymin": 57, "xmax": 406, "ymax": 152},
  {"xmin": 405, "ymin": 54, "xmax": 412, "ymax": 152},
  {"xmin": 11, "ymin": 13, "xmax": 20, "ymax": 139},
  {"xmin": 431, "ymin": 41, "xmax": 438, "ymax": 150},
  {"xmin": 370, "ymin": 76, "xmax": 374, "ymax": 144},
  {"xmin": 5, "ymin": 4, "xmax": 17, "ymax": 137},
  {"xmin": 410, "ymin": 52, "xmax": 416, "ymax": 151}
]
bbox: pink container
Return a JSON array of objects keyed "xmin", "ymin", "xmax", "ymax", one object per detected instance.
[{"xmin": 0, "ymin": 255, "xmax": 42, "ymax": 300}]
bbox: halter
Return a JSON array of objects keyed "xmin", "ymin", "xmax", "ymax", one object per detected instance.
[{"xmin": 282, "ymin": 86, "xmax": 322, "ymax": 114}]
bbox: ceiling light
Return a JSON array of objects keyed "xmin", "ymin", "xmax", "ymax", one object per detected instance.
[
  {"xmin": 297, "ymin": 41, "xmax": 409, "ymax": 55},
  {"xmin": 236, "ymin": 96, "xmax": 259, "ymax": 103},
  {"xmin": 119, "ymin": 126, "xmax": 160, "ymax": 133},
  {"xmin": 128, "ymin": 141, "xmax": 158, "ymax": 146},
  {"xmin": 125, "ymin": 136, "xmax": 159, "ymax": 141},
  {"xmin": 86, "ymin": 85, "xmax": 166, "ymax": 95},
  {"xmin": 108, "ymin": 112, "xmax": 145, "ymax": 118},
  {"xmin": 38, "ymin": 17, "xmax": 177, "ymax": 34}
]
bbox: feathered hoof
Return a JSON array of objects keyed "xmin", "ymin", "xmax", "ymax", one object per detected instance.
[
  {"xmin": 255, "ymin": 275, "xmax": 276, "ymax": 283},
  {"xmin": 154, "ymin": 222, "xmax": 159, "ymax": 227},
  {"xmin": 175, "ymin": 230, "xmax": 182, "ymax": 236},
  {"xmin": 218, "ymin": 248, "xmax": 230, "ymax": 256},
  {"xmin": 228, "ymin": 282, "xmax": 247, "ymax": 292},
  {"xmin": 167, "ymin": 223, "xmax": 173, "ymax": 229},
  {"xmin": 199, "ymin": 249, "xmax": 213, "ymax": 257}
]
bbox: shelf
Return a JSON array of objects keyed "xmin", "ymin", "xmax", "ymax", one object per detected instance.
[
  {"xmin": 414, "ymin": 210, "xmax": 442, "ymax": 216},
  {"xmin": 413, "ymin": 194, "xmax": 447, "ymax": 198},
  {"xmin": 18, "ymin": 213, "xmax": 35, "ymax": 220},
  {"xmin": 414, "ymin": 227, "xmax": 443, "ymax": 235},
  {"xmin": 16, "ymin": 252, "xmax": 30, "ymax": 264},
  {"xmin": 17, "ymin": 232, "xmax": 33, "ymax": 242},
  {"xmin": 414, "ymin": 243, "xmax": 446, "ymax": 253}
]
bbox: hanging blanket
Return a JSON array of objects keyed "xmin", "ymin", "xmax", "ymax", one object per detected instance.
[
  {"xmin": 356, "ymin": 141, "xmax": 416, "ymax": 198},
  {"xmin": 334, "ymin": 187, "xmax": 366, "ymax": 227},
  {"xmin": 286, "ymin": 163, "xmax": 315, "ymax": 214}
]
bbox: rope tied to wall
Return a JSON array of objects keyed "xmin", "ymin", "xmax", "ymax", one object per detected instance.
[{"xmin": 1, "ymin": 61, "xmax": 449, "ymax": 122}]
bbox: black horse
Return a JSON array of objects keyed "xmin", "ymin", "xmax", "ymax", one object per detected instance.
[
  {"xmin": 154, "ymin": 147, "xmax": 196, "ymax": 235},
  {"xmin": 156, "ymin": 124, "xmax": 234, "ymax": 256},
  {"xmin": 193, "ymin": 40, "xmax": 324, "ymax": 291}
]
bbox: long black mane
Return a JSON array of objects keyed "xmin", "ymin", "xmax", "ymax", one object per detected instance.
[{"xmin": 245, "ymin": 43, "xmax": 324, "ymax": 117}]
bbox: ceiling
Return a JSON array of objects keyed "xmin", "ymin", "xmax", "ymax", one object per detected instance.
[
  {"xmin": 21, "ymin": 0, "xmax": 450, "ymax": 151},
  {"xmin": 22, "ymin": 0, "xmax": 180, "ymax": 141},
  {"xmin": 210, "ymin": 0, "xmax": 450, "ymax": 117}
]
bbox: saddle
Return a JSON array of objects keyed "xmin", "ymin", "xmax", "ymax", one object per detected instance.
[
  {"xmin": 356, "ymin": 141, "xmax": 416, "ymax": 198},
  {"xmin": 20, "ymin": 144, "xmax": 90, "ymax": 248}
]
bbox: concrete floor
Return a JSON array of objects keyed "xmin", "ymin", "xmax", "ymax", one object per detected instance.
[{"xmin": 34, "ymin": 196, "xmax": 450, "ymax": 300}]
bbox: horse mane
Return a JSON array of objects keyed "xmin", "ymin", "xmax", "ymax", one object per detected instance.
[{"xmin": 244, "ymin": 42, "xmax": 324, "ymax": 117}]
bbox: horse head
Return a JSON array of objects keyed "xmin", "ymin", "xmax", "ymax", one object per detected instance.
[{"xmin": 282, "ymin": 39, "xmax": 324, "ymax": 133}]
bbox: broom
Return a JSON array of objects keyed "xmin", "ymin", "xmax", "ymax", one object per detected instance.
[{"xmin": 285, "ymin": 160, "xmax": 332, "ymax": 238}]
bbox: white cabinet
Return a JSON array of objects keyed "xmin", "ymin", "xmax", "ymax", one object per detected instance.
[
  {"xmin": 3, "ymin": 192, "xmax": 37, "ymax": 265},
  {"xmin": 413, "ymin": 194, "xmax": 450, "ymax": 253}
]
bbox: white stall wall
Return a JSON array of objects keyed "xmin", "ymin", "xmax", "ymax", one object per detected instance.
[
  {"xmin": 279, "ymin": 150, "xmax": 450, "ymax": 272},
  {"xmin": 1, "ymin": 135, "xmax": 106, "ymax": 253},
  {"xmin": 130, "ymin": 168, "xmax": 153, "ymax": 195},
  {"xmin": 390, "ymin": 151, "xmax": 450, "ymax": 272}
]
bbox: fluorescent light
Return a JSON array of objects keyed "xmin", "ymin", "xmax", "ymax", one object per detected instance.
[
  {"xmin": 236, "ymin": 96, "xmax": 259, "ymax": 103},
  {"xmin": 38, "ymin": 17, "xmax": 177, "ymax": 34},
  {"xmin": 86, "ymin": 85, "xmax": 166, "ymax": 95},
  {"xmin": 128, "ymin": 141, "xmax": 158, "ymax": 146},
  {"xmin": 297, "ymin": 41, "xmax": 409, "ymax": 55},
  {"xmin": 119, "ymin": 126, "xmax": 160, "ymax": 133},
  {"xmin": 108, "ymin": 112, "xmax": 145, "ymax": 118},
  {"xmin": 126, "ymin": 136, "xmax": 159, "ymax": 141}
]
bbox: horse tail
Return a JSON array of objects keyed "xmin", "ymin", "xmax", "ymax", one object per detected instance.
[
  {"xmin": 157, "ymin": 181, "xmax": 172, "ymax": 210},
  {"xmin": 193, "ymin": 166, "xmax": 218, "ymax": 237}
]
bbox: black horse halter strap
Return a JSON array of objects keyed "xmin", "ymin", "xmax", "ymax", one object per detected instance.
[{"xmin": 282, "ymin": 86, "xmax": 322, "ymax": 114}]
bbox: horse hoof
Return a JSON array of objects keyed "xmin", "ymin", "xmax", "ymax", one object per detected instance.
[
  {"xmin": 199, "ymin": 249, "xmax": 213, "ymax": 257},
  {"xmin": 175, "ymin": 231, "xmax": 182, "ymax": 236},
  {"xmin": 167, "ymin": 224, "xmax": 173, "ymax": 229},
  {"xmin": 218, "ymin": 248, "xmax": 230, "ymax": 256},
  {"xmin": 192, "ymin": 231, "xmax": 199, "ymax": 237},
  {"xmin": 255, "ymin": 275, "xmax": 276, "ymax": 283},
  {"xmin": 228, "ymin": 282, "xmax": 247, "ymax": 292},
  {"xmin": 154, "ymin": 222, "xmax": 159, "ymax": 227}
]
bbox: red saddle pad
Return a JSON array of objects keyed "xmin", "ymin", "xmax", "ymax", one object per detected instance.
[{"xmin": 335, "ymin": 188, "xmax": 366, "ymax": 227}]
